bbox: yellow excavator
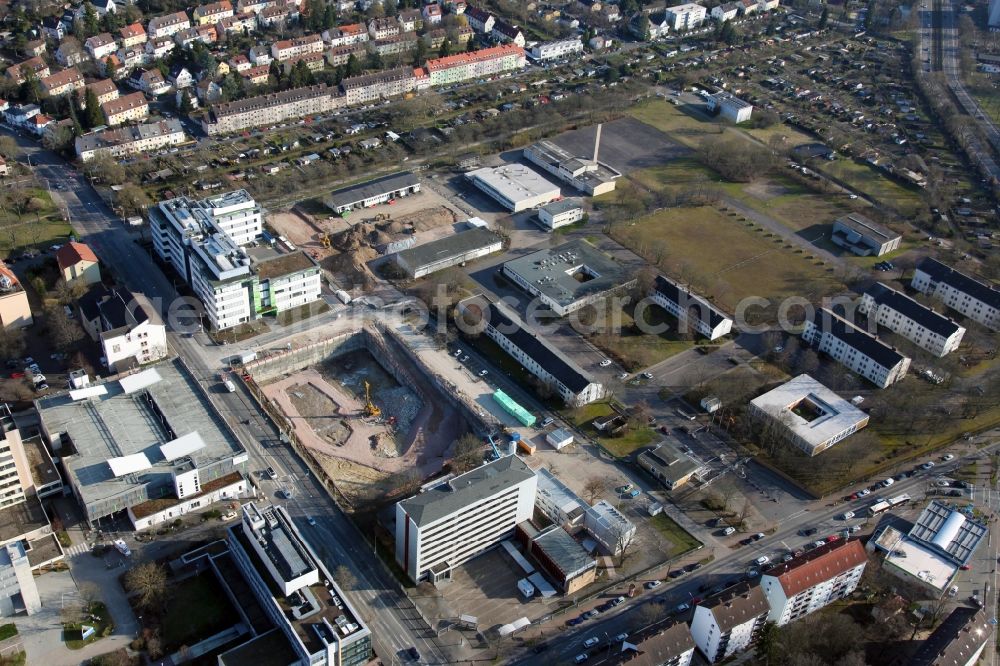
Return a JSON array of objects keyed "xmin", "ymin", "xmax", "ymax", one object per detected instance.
[
  {"xmin": 363, "ymin": 380, "xmax": 381, "ymax": 418},
  {"xmin": 320, "ymin": 233, "xmax": 331, "ymax": 248}
]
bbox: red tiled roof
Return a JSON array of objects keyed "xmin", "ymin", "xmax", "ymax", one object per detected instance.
[
  {"xmin": 424, "ymin": 43, "xmax": 523, "ymax": 72},
  {"xmin": 56, "ymin": 241, "xmax": 99, "ymax": 272},
  {"xmin": 120, "ymin": 22, "xmax": 146, "ymax": 38},
  {"xmin": 766, "ymin": 538, "xmax": 867, "ymax": 597}
]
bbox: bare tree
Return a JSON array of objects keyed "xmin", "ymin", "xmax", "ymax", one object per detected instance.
[
  {"xmin": 583, "ymin": 476, "xmax": 608, "ymax": 504},
  {"xmin": 78, "ymin": 581, "xmax": 102, "ymax": 608},
  {"xmin": 737, "ymin": 498, "xmax": 752, "ymax": 529},
  {"xmin": 614, "ymin": 524, "xmax": 638, "ymax": 567},
  {"xmin": 451, "ymin": 433, "xmax": 482, "ymax": 473},
  {"xmin": 635, "ymin": 601, "xmax": 662, "ymax": 628},
  {"xmin": 124, "ymin": 562, "xmax": 168, "ymax": 613}
]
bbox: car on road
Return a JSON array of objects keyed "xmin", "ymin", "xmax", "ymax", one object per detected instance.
[
  {"xmin": 574, "ymin": 654, "xmax": 589, "ymax": 664},
  {"xmin": 942, "ymin": 454, "xmax": 954, "ymax": 461},
  {"xmin": 460, "ymin": 355, "xmax": 469, "ymax": 362},
  {"xmin": 453, "ymin": 349, "xmax": 462, "ymax": 357},
  {"xmin": 948, "ymin": 586, "xmax": 958, "ymax": 597},
  {"xmin": 279, "ymin": 488, "xmax": 293, "ymax": 499},
  {"xmin": 583, "ymin": 637, "xmax": 600, "ymax": 649},
  {"xmin": 611, "ymin": 596, "xmax": 626, "ymax": 606},
  {"xmin": 841, "ymin": 511, "xmax": 855, "ymax": 520},
  {"xmin": 740, "ymin": 537, "xmax": 754, "ymax": 546},
  {"xmin": 615, "ymin": 633, "xmax": 629, "ymax": 642},
  {"xmin": 600, "ymin": 359, "xmax": 612, "ymax": 367},
  {"xmin": 532, "ymin": 644, "xmax": 549, "ymax": 654},
  {"xmin": 627, "ymin": 488, "xmax": 641, "ymax": 498},
  {"xmin": 799, "ymin": 527, "xmax": 818, "ymax": 537},
  {"xmin": 540, "ymin": 417, "xmax": 554, "ymax": 427},
  {"xmin": 921, "ymin": 461, "xmax": 936, "ymax": 470},
  {"xmin": 675, "ymin": 603, "xmax": 690, "ymax": 613},
  {"xmin": 669, "ymin": 569, "xmax": 684, "ymax": 579},
  {"xmin": 641, "ymin": 372, "xmax": 654, "ymax": 379},
  {"xmin": 751, "ymin": 532, "xmax": 765, "ymax": 541},
  {"xmin": 857, "ymin": 489, "xmax": 871, "ymax": 497},
  {"xmin": 618, "ymin": 372, "xmax": 629, "ymax": 380},
  {"xmin": 266, "ymin": 467, "xmax": 278, "ymax": 479},
  {"xmin": 615, "ymin": 484, "xmax": 634, "ymax": 494},
  {"xmin": 754, "ymin": 555, "xmax": 770, "ymax": 566},
  {"xmin": 645, "ymin": 580, "xmax": 662, "ymax": 590},
  {"xmin": 307, "ymin": 517, "xmax": 317, "ymax": 526},
  {"xmin": 478, "ymin": 369, "xmax": 488, "ymax": 376}
]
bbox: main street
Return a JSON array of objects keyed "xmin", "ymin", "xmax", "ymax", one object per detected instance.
[{"xmin": 7, "ymin": 132, "xmax": 453, "ymax": 665}]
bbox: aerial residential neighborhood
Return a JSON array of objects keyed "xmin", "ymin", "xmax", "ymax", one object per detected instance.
[{"xmin": 0, "ymin": 0, "xmax": 999, "ymax": 663}]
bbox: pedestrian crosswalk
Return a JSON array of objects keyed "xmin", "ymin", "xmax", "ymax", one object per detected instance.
[{"xmin": 63, "ymin": 542, "xmax": 92, "ymax": 557}]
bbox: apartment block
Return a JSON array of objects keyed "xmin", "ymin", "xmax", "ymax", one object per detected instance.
[
  {"xmin": 528, "ymin": 38, "xmax": 584, "ymax": 61},
  {"xmin": 271, "ymin": 34, "xmax": 324, "ymax": 60},
  {"xmin": 801, "ymin": 308, "xmax": 910, "ymax": 388},
  {"xmin": 85, "ymin": 33, "xmax": 118, "ymax": 61},
  {"xmin": 148, "ymin": 11, "xmax": 192, "ymax": 38},
  {"xmin": 651, "ymin": 274, "xmax": 733, "ymax": 340},
  {"xmin": 120, "ymin": 22, "xmax": 147, "ymax": 48},
  {"xmin": 367, "ymin": 16, "xmax": 400, "ymax": 39},
  {"xmin": 690, "ymin": 583, "xmax": 769, "ymax": 662},
  {"xmin": 395, "ymin": 456, "xmax": 537, "ymax": 584},
  {"xmin": 39, "ymin": 67, "xmax": 85, "ymax": 97},
  {"xmin": 78, "ymin": 287, "xmax": 168, "ymax": 372},
  {"xmin": 665, "ymin": 2, "xmax": 707, "ymax": 29},
  {"xmin": 425, "ymin": 44, "xmax": 526, "ymax": 86},
  {"xmin": 101, "ymin": 91, "xmax": 149, "ymax": 125},
  {"xmin": 203, "ymin": 84, "xmax": 342, "ymax": 135},
  {"xmin": 761, "ymin": 539, "xmax": 867, "ymax": 626},
  {"xmin": 193, "ymin": 0, "xmax": 234, "ymax": 24},
  {"xmin": 76, "ymin": 118, "xmax": 185, "ymax": 161},
  {"xmin": 340, "ymin": 67, "xmax": 416, "ymax": 105},
  {"xmin": 860, "ymin": 282, "xmax": 965, "ymax": 357},
  {"xmin": 912, "ymin": 257, "xmax": 1000, "ymax": 331},
  {"xmin": 464, "ymin": 6, "xmax": 495, "ymax": 32},
  {"xmin": 458, "ymin": 295, "xmax": 607, "ymax": 407},
  {"xmin": 323, "ymin": 23, "xmax": 369, "ymax": 46},
  {"xmin": 149, "ymin": 190, "xmax": 320, "ymax": 330},
  {"xmin": 228, "ymin": 504, "xmax": 373, "ymax": 666}
]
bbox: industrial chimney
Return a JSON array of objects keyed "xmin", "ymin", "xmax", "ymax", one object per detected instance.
[{"xmin": 592, "ymin": 123, "xmax": 603, "ymax": 164}]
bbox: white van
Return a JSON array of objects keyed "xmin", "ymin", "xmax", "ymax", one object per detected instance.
[{"xmin": 224, "ymin": 380, "xmax": 236, "ymax": 393}]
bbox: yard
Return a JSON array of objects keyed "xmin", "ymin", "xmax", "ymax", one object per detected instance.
[
  {"xmin": 0, "ymin": 188, "xmax": 72, "ymax": 260},
  {"xmin": 610, "ymin": 205, "xmax": 849, "ymax": 321},
  {"xmin": 821, "ymin": 159, "xmax": 924, "ymax": 217},
  {"xmin": 63, "ymin": 602, "xmax": 112, "ymax": 650},
  {"xmin": 582, "ymin": 300, "xmax": 697, "ymax": 371},
  {"xmin": 566, "ymin": 401, "xmax": 657, "ymax": 458},
  {"xmin": 649, "ymin": 513, "xmax": 702, "ymax": 559}
]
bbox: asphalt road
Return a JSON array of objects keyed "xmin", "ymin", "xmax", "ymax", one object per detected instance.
[{"xmin": 7, "ymin": 131, "xmax": 453, "ymax": 665}]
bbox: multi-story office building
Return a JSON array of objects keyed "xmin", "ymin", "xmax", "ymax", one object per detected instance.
[
  {"xmin": 528, "ymin": 38, "xmax": 584, "ymax": 61},
  {"xmin": 203, "ymin": 84, "xmax": 341, "ymax": 135},
  {"xmin": 150, "ymin": 190, "xmax": 321, "ymax": 330},
  {"xmin": 395, "ymin": 456, "xmax": 537, "ymax": 584},
  {"xmin": 75, "ymin": 118, "xmax": 185, "ymax": 161},
  {"xmin": 860, "ymin": 282, "xmax": 965, "ymax": 357},
  {"xmin": 271, "ymin": 34, "xmax": 324, "ymax": 60},
  {"xmin": 665, "ymin": 2, "xmax": 707, "ymax": 30},
  {"xmin": 101, "ymin": 91, "xmax": 149, "ymax": 126},
  {"xmin": 148, "ymin": 10, "xmax": 192, "ymax": 39},
  {"xmin": 424, "ymin": 44, "xmax": 525, "ymax": 86},
  {"xmin": 340, "ymin": 67, "xmax": 416, "ymax": 105},
  {"xmin": 228, "ymin": 503, "xmax": 372, "ymax": 666},
  {"xmin": 457, "ymin": 295, "xmax": 607, "ymax": 407},
  {"xmin": 651, "ymin": 274, "xmax": 733, "ymax": 340},
  {"xmin": 761, "ymin": 539, "xmax": 867, "ymax": 626},
  {"xmin": 912, "ymin": 257, "xmax": 1000, "ymax": 331},
  {"xmin": 690, "ymin": 583, "xmax": 769, "ymax": 662},
  {"xmin": 801, "ymin": 308, "xmax": 910, "ymax": 388}
]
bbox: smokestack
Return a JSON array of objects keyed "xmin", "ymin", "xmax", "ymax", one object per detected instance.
[{"xmin": 592, "ymin": 123, "xmax": 602, "ymax": 164}]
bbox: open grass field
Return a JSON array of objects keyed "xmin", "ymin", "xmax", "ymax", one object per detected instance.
[
  {"xmin": 649, "ymin": 513, "xmax": 702, "ymax": 559},
  {"xmin": 566, "ymin": 401, "xmax": 657, "ymax": 458},
  {"xmin": 629, "ymin": 100, "xmax": 731, "ymax": 149},
  {"xmin": 611, "ymin": 206, "xmax": 847, "ymax": 317},
  {"xmin": 586, "ymin": 302, "xmax": 696, "ymax": 371},
  {"xmin": 822, "ymin": 159, "xmax": 924, "ymax": 217}
]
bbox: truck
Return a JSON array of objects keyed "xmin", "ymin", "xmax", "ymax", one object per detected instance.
[{"xmin": 335, "ymin": 290, "xmax": 353, "ymax": 305}]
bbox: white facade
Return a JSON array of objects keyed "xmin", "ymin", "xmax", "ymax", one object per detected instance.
[
  {"xmin": 129, "ymin": 474, "xmax": 248, "ymax": 531},
  {"xmin": 467, "ymin": 165, "xmax": 562, "ymax": 213},
  {"xmin": 761, "ymin": 543, "xmax": 867, "ymax": 626},
  {"xmin": 584, "ymin": 500, "xmax": 635, "ymax": 555},
  {"xmin": 801, "ymin": 309, "xmax": 910, "ymax": 389},
  {"xmin": 0, "ymin": 542, "xmax": 40, "ymax": 617},
  {"xmin": 538, "ymin": 200, "xmax": 584, "ymax": 229},
  {"xmin": 859, "ymin": 283, "xmax": 965, "ymax": 358},
  {"xmin": 650, "ymin": 274, "xmax": 733, "ymax": 340},
  {"xmin": 912, "ymin": 258, "xmax": 1000, "ymax": 332},
  {"xmin": 529, "ymin": 38, "xmax": 584, "ymax": 61},
  {"xmin": 665, "ymin": 3, "xmax": 707, "ymax": 30},
  {"xmin": 395, "ymin": 457, "xmax": 537, "ymax": 583},
  {"xmin": 689, "ymin": 586, "xmax": 769, "ymax": 663},
  {"xmin": 102, "ymin": 310, "xmax": 168, "ymax": 372},
  {"xmin": 707, "ymin": 91, "xmax": 753, "ymax": 123},
  {"xmin": 711, "ymin": 3, "xmax": 740, "ymax": 21}
]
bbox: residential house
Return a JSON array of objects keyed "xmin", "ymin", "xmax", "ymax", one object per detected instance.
[
  {"xmin": 127, "ymin": 68, "xmax": 169, "ymax": 96},
  {"xmin": 690, "ymin": 583, "xmax": 770, "ymax": 662},
  {"xmin": 257, "ymin": 4, "xmax": 294, "ymax": 27},
  {"xmin": 168, "ymin": 65, "xmax": 194, "ymax": 89},
  {"xmin": 368, "ymin": 17, "xmax": 400, "ymax": 40},
  {"xmin": 912, "ymin": 257, "xmax": 1000, "ymax": 331},
  {"xmin": 25, "ymin": 114, "xmax": 52, "ymax": 137},
  {"xmin": 465, "ymin": 6, "xmax": 495, "ymax": 32},
  {"xmin": 372, "ymin": 33, "xmax": 418, "ymax": 56},
  {"xmin": 237, "ymin": 0, "xmax": 273, "ymax": 13},
  {"xmin": 326, "ymin": 44, "xmax": 367, "ymax": 66},
  {"xmin": 282, "ymin": 52, "xmax": 324, "ymax": 73},
  {"xmin": 102, "ymin": 90, "xmax": 149, "ymax": 125},
  {"xmin": 240, "ymin": 64, "xmax": 270, "ymax": 85},
  {"xmin": 42, "ymin": 16, "xmax": 66, "ymax": 41},
  {"xmin": 602, "ymin": 3, "xmax": 621, "ymax": 20},
  {"xmin": 761, "ymin": 539, "xmax": 868, "ymax": 626},
  {"xmin": 146, "ymin": 37, "xmax": 177, "ymax": 60},
  {"xmin": 5, "ymin": 57, "xmax": 50, "ymax": 85},
  {"xmin": 193, "ymin": 0, "xmax": 234, "ymax": 25},
  {"xmin": 2, "ymin": 104, "xmax": 40, "ymax": 130},
  {"xmin": 120, "ymin": 22, "xmax": 147, "ymax": 48},
  {"xmin": 85, "ymin": 33, "xmax": 118, "ymax": 61},
  {"xmin": 397, "ymin": 8, "xmax": 422, "ymax": 31},
  {"xmin": 55, "ymin": 39, "xmax": 87, "ymax": 67},
  {"xmin": 271, "ymin": 34, "xmax": 324, "ymax": 60},
  {"xmin": 423, "ymin": 2, "xmax": 443, "ymax": 23},
  {"xmin": 24, "ymin": 40, "xmax": 46, "ymax": 57},
  {"xmin": 216, "ymin": 13, "xmax": 257, "ymax": 35},
  {"xmin": 711, "ymin": 2, "xmax": 740, "ymax": 21},
  {"xmin": 491, "ymin": 20, "xmax": 525, "ymax": 46},
  {"xmin": 196, "ymin": 78, "xmax": 223, "ymax": 103},
  {"xmin": 909, "ymin": 607, "xmax": 993, "ymax": 666},
  {"xmin": 78, "ymin": 287, "xmax": 168, "ymax": 372},
  {"xmin": 173, "ymin": 25, "xmax": 217, "ymax": 48},
  {"xmin": 445, "ymin": 0, "xmax": 467, "ymax": 13},
  {"xmin": 228, "ymin": 54, "xmax": 252, "ymax": 72},
  {"xmin": 86, "ymin": 78, "xmax": 119, "ymax": 107},
  {"xmin": 39, "ymin": 67, "xmax": 85, "ymax": 97},
  {"xmin": 100, "ymin": 53, "xmax": 123, "ymax": 78},
  {"xmin": 249, "ymin": 44, "xmax": 273, "ymax": 65},
  {"xmin": 324, "ymin": 23, "xmax": 369, "ymax": 47},
  {"xmin": 739, "ymin": 0, "xmax": 758, "ymax": 15},
  {"xmin": 56, "ymin": 242, "xmax": 102, "ymax": 285},
  {"xmin": 0, "ymin": 158, "xmax": 7, "ymax": 177},
  {"xmin": 117, "ymin": 47, "xmax": 149, "ymax": 72},
  {"xmin": 90, "ymin": 0, "xmax": 117, "ymax": 16},
  {"xmin": 148, "ymin": 11, "xmax": 192, "ymax": 39}
]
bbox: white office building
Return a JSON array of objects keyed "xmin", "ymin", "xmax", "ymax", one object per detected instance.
[
  {"xmin": 801, "ymin": 308, "xmax": 910, "ymax": 388},
  {"xmin": 665, "ymin": 2, "xmax": 707, "ymax": 30},
  {"xmin": 538, "ymin": 199, "xmax": 584, "ymax": 230},
  {"xmin": 761, "ymin": 539, "xmax": 867, "ymax": 626},
  {"xmin": 584, "ymin": 500, "xmax": 635, "ymax": 556},
  {"xmin": 706, "ymin": 91, "xmax": 753, "ymax": 123},
  {"xmin": 457, "ymin": 295, "xmax": 607, "ymax": 407},
  {"xmin": 912, "ymin": 257, "xmax": 1000, "ymax": 331},
  {"xmin": 651, "ymin": 274, "xmax": 733, "ymax": 340},
  {"xmin": 466, "ymin": 164, "xmax": 562, "ymax": 212},
  {"xmin": 860, "ymin": 282, "xmax": 965, "ymax": 357},
  {"xmin": 528, "ymin": 38, "xmax": 584, "ymax": 61},
  {"xmin": 690, "ymin": 583, "xmax": 770, "ymax": 662},
  {"xmin": 395, "ymin": 456, "xmax": 537, "ymax": 584}
]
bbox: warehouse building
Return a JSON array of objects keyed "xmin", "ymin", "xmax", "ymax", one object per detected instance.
[
  {"xmin": 325, "ymin": 172, "xmax": 421, "ymax": 214},
  {"xmin": 523, "ymin": 130, "xmax": 620, "ymax": 196},
  {"xmin": 466, "ymin": 164, "xmax": 562, "ymax": 212},
  {"xmin": 502, "ymin": 239, "xmax": 635, "ymax": 316},
  {"xmin": 706, "ymin": 91, "xmax": 754, "ymax": 123},
  {"xmin": 800, "ymin": 308, "xmax": 910, "ymax": 388},
  {"xmin": 912, "ymin": 257, "xmax": 1000, "ymax": 331},
  {"xmin": 538, "ymin": 199, "xmax": 584, "ymax": 230},
  {"xmin": 650, "ymin": 274, "xmax": 733, "ymax": 340},
  {"xmin": 749, "ymin": 374, "xmax": 869, "ymax": 456},
  {"xmin": 830, "ymin": 213, "xmax": 902, "ymax": 257},
  {"xmin": 393, "ymin": 228, "xmax": 502, "ymax": 278},
  {"xmin": 860, "ymin": 282, "xmax": 965, "ymax": 357},
  {"xmin": 458, "ymin": 295, "xmax": 607, "ymax": 407}
]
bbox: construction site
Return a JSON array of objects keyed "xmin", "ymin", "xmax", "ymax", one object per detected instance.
[
  {"xmin": 243, "ymin": 322, "xmax": 492, "ymax": 507},
  {"xmin": 266, "ymin": 184, "xmax": 468, "ymax": 289}
]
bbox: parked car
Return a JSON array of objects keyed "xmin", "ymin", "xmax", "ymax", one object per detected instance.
[
  {"xmin": 751, "ymin": 533, "xmax": 765, "ymax": 541},
  {"xmin": 942, "ymin": 454, "xmax": 955, "ymax": 461},
  {"xmin": 614, "ymin": 633, "xmax": 629, "ymax": 642},
  {"xmin": 615, "ymin": 484, "xmax": 634, "ymax": 494},
  {"xmin": 599, "ymin": 359, "xmax": 612, "ymax": 367},
  {"xmin": 754, "ymin": 555, "xmax": 770, "ymax": 566},
  {"xmin": 675, "ymin": 603, "xmax": 690, "ymax": 613},
  {"xmin": 645, "ymin": 580, "xmax": 662, "ymax": 590},
  {"xmin": 574, "ymin": 655, "xmax": 589, "ymax": 664},
  {"xmin": 669, "ymin": 570, "xmax": 684, "ymax": 579},
  {"xmin": 722, "ymin": 526, "xmax": 736, "ymax": 535},
  {"xmin": 685, "ymin": 562, "xmax": 702, "ymax": 572},
  {"xmin": 841, "ymin": 511, "xmax": 855, "ymax": 520},
  {"xmin": 583, "ymin": 638, "xmax": 599, "ymax": 649}
]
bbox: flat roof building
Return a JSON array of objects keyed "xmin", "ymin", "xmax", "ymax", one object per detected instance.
[
  {"xmin": 523, "ymin": 134, "xmax": 621, "ymax": 196},
  {"xmin": 749, "ymin": 374, "xmax": 869, "ymax": 456},
  {"xmin": 912, "ymin": 257, "xmax": 1000, "ymax": 331},
  {"xmin": 395, "ymin": 456, "xmax": 537, "ymax": 584},
  {"xmin": 706, "ymin": 91, "xmax": 754, "ymax": 123},
  {"xmin": 393, "ymin": 228, "xmax": 502, "ymax": 278},
  {"xmin": 801, "ymin": 307, "xmax": 910, "ymax": 388},
  {"xmin": 36, "ymin": 360, "xmax": 248, "ymax": 526},
  {"xmin": 457, "ymin": 295, "xmax": 607, "ymax": 407},
  {"xmin": 229, "ymin": 503, "xmax": 372, "ymax": 666},
  {"xmin": 466, "ymin": 164, "xmax": 562, "ymax": 212},
  {"xmin": 324, "ymin": 172, "xmax": 420, "ymax": 214},
  {"xmin": 909, "ymin": 607, "xmax": 993, "ymax": 666},
  {"xmin": 651, "ymin": 274, "xmax": 733, "ymax": 340},
  {"xmin": 534, "ymin": 467, "xmax": 587, "ymax": 528},
  {"xmin": 831, "ymin": 213, "xmax": 901, "ymax": 257},
  {"xmin": 584, "ymin": 499, "xmax": 635, "ymax": 556},
  {"xmin": 502, "ymin": 239, "xmax": 636, "ymax": 316},
  {"xmin": 538, "ymin": 199, "xmax": 584, "ymax": 230},
  {"xmin": 637, "ymin": 440, "xmax": 705, "ymax": 490},
  {"xmin": 860, "ymin": 282, "xmax": 965, "ymax": 357},
  {"xmin": 520, "ymin": 523, "xmax": 596, "ymax": 594}
]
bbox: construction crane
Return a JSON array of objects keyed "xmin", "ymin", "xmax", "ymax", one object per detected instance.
[{"xmin": 363, "ymin": 380, "xmax": 381, "ymax": 418}]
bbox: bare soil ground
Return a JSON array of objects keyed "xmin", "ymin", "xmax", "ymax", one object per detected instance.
[{"xmin": 743, "ymin": 181, "xmax": 791, "ymax": 201}]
